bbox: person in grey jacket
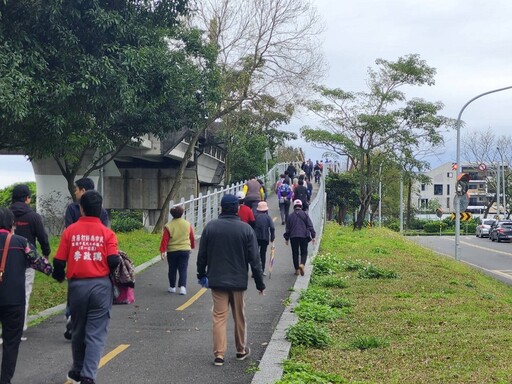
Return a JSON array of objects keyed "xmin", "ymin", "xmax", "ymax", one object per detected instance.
[
  {"xmin": 284, "ymin": 199, "xmax": 316, "ymax": 276},
  {"xmin": 197, "ymin": 194, "xmax": 265, "ymax": 367}
]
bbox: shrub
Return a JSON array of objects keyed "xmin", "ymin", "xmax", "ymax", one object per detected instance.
[
  {"xmin": 358, "ymin": 264, "xmax": 398, "ymax": 279},
  {"xmin": 277, "ymin": 361, "xmax": 347, "ymax": 384},
  {"xmin": 111, "ymin": 209, "xmax": 144, "ymax": 232},
  {"xmin": 349, "ymin": 335, "xmax": 388, "ymax": 350},
  {"xmin": 330, "ymin": 296, "xmax": 353, "ymax": 309},
  {"xmin": 423, "ymin": 221, "xmax": 447, "ymax": 233},
  {"xmin": 285, "ymin": 320, "xmax": 332, "ymax": 348},
  {"xmin": 300, "ymin": 287, "xmax": 332, "ymax": 305},
  {"xmin": 293, "ymin": 301, "xmax": 341, "ymax": 323},
  {"xmin": 312, "ymin": 252, "xmax": 343, "ymax": 275},
  {"xmin": 314, "ymin": 275, "xmax": 349, "ymax": 289}
]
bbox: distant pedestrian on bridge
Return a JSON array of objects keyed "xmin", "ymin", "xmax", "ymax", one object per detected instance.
[
  {"xmin": 159, "ymin": 205, "xmax": 195, "ymax": 295},
  {"xmin": 242, "ymin": 176, "xmax": 265, "ymax": 213},
  {"xmin": 197, "ymin": 194, "xmax": 265, "ymax": 367}
]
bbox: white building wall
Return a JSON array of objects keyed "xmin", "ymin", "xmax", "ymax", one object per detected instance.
[{"xmin": 413, "ymin": 162, "xmax": 457, "ymax": 212}]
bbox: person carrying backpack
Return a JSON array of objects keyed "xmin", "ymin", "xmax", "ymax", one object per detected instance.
[{"xmin": 277, "ymin": 179, "xmax": 293, "ymax": 225}]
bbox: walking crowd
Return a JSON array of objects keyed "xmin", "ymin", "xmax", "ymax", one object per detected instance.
[{"xmin": 0, "ymin": 160, "xmax": 322, "ymax": 383}]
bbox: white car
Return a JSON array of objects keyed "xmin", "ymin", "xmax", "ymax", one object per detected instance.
[{"xmin": 475, "ymin": 219, "xmax": 496, "ymax": 238}]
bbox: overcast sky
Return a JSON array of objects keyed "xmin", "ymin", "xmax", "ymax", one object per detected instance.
[{"xmin": 2, "ymin": 0, "xmax": 512, "ymax": 188}]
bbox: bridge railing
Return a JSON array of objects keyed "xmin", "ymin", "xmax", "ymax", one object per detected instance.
[{"xmin": 169, "ymin": 162, "xmax": 328, "ymax": 240}]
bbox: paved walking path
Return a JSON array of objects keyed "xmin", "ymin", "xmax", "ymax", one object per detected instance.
[{"xmin": 13, "ymin": 190, "xmax": 318, "ymax": 384}]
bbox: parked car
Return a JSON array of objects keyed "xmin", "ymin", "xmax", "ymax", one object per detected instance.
[
  {"xmin": 489, "ymin": 221, "xmax": 512, "ymax": 242},
  {"xmin": 475, "ymin": 219, "xmax": 496, "ymax": 238}
]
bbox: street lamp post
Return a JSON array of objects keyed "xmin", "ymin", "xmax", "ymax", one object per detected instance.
[
  {"xmin": 455, "ymin": 85, "xmax": 512, "ymax": 261},
  {"xmin": 497, "ymin": 147, "xmax": 507, "ymax": 218},
  {"xmin": 497, "ymin": 158, "xmax": 501, "ymax": 219}
]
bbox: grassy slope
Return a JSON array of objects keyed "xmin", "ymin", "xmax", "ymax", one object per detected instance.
[
  {"xmin": 29, "ymin": 230, "xmax": 161, "ymax": 314},
  {"xmin": 285, "ymin": 222, "xmax": 512, "ymax": 384}
]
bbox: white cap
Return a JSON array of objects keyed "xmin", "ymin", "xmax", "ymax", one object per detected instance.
[
  {"xmin": 293, "ymin": 199, "xmax": 303, "ymax": 206},
  {"xmin": 236, "ymin": 191, "xmax": 246, "ymax": 200}
]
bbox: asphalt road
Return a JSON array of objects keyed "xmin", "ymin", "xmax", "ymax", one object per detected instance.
[
  {"xmin": 409, "ymin": 234, "xmax": 512, "ymax": 286},
  {"xmin": 12, "ymin": 191, "xmax": 307, "ymax": 384}
]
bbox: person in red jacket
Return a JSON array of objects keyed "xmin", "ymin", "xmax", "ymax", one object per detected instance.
[
  {"xmin": 52, "ymin": 191, "xmax": 120, "ymax": 384},
  {"xmin": 236, "ymin": 191, "xmax": 255, "ymax": 228}
]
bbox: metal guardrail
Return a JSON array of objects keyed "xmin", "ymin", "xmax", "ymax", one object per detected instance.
[{"xmin": 169, "ymin": 162, "xmax": 328, "ymax": 238}]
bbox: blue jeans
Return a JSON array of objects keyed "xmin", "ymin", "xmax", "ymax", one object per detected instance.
[
  {"xmin": 166, "ymin": 250, "xmax": 190, "ymax": 288},
  {"xmin": 68, "ymin": 277, "xmax": 112, "ymax": 380}
]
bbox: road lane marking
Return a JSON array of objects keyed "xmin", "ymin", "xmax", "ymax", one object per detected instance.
[
  {"xmin": 99, "ymin": 344, "xmax": 130, "ymax": 368},
  {"xmin": 176, "ymin": 287, "xmax": 207, "ymax": 311},
  {"xmin": 459, "ymin": 239, "xmax": 512, "ymax": 257},
  {"xmin": 63, "ymin": 344, "xmax": 131, "ymax": 383},
  {"xmin": 421, "ymin": 236, "xmax": 512, "ymax": 258}
]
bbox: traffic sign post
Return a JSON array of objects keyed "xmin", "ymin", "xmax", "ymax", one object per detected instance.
[{"xmin": 450, "ymin": 212, "xmax": 472, "ymax": 221}]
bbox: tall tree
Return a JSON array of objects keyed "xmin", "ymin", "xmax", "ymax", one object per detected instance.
[
  {"xmin": 0, "ymin": 0, "xmax": 205, "ymax": 199},
  {"xmin": 152, "ymin": 0, "xmax": 325, "ymax": 232},
  {"xmin": 302, "ymin": 54, "xmax": 453, "ymax": 229},
  {"xmin": 221, "ymin": 95, "xmax": 296, "ymax": 183}
]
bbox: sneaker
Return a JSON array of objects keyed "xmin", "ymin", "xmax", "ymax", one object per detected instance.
[
  {"xmin": 262, "ymin": 272, "xmax": 267, "ymax": 276},
  {"xmin": 179, "ymin": 286, "xmax": 187, "ymax": 295},
  {"xmin": 64, "ymin": 318, "xmax": 72, "ymax": 340},
  {"xmin": 66, "ymin": 370, "xmax": 81, "ymax": 384},
  {"xmin": 167, "ymin": 287, "xmax": 176, "ymax": 293},
  {"xmin": 214, "ymin": 356, "xmax": 225, "ymax": 366},
  {"xmin": 299, "ymin": 264, "xmax": 305, "ymax": 276},
  {"xmin": 80, "ymin": 377, "xmax": 95, "ymax": 384},
  {"xmin": 20, "ymin": 335, "xmax": 27, "ymax": 341},
  {"xmin": 236, "ymin": 347, "xmax": 251, "ymax": 361},
  {"xmin": 294, "ymin": 269, "xmax": 300, "ymax": 276}
]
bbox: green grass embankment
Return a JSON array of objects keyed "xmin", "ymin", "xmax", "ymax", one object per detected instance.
[
  {"xmin": 278, "ymin": 222, "xmax": 512, "ymax": 384},
  {"xmin": 29, "ymin": 230, "xmax": 161, "ymax": 314}
]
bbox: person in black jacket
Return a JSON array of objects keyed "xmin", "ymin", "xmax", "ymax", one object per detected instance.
[
  {"xmin": 284, "ymin": 200, "xmax": 316, "ymax": 276},
  {"xmin": 63, "ymin": 177, "xmax": 108, "ymax": 340},
  {"xmin": 64, "ymin": 178, "xmax": 109, "ymax": 228},
  {"xmin": 197, "ymin": 194, "xmax": 265, "ymax": 367},
  {"xmin": 9, "ymin": 184, "xmax": 51, "ymax": 339},
  {"xmin": 0, "ymin": 207, "xmax": 53, "ymax": 384},
  {"xmin": 254, "ymin": 201, "xmax": 275, "ymax": 275}
]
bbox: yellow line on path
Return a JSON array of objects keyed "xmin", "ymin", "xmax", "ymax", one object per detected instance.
[
  {"xmin": 176, "ymin": 287, "xmax": 207, "ymax": 311},
  {"xmin": 99, "ymin": 344, "xmax": 130, "ymax": 368}
]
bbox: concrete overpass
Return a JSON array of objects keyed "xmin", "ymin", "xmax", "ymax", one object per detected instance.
[{"xmin": 2, "ymin": 128, "xmax": 226, "ymax": 233}]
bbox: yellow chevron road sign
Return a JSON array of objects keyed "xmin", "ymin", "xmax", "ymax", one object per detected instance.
[{"xmin": 450, "ymin": 212, "xmax": 472, "ymax": 221}]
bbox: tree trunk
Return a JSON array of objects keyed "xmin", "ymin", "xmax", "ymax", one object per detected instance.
[
  {"xmin": 406, "ymin": 178, "xmax": 413, "ymax": 229},
  {"xmin": 152, "ymin": 127, "xmax": 204, "ymax": 234}
]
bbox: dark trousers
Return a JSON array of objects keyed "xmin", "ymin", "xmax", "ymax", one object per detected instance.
[
  {"xmin": 166, "ymin": 250, "xmax": 190, "ymax": 287},
  {"xmin": 245, "ymin": 200, "xmax": 259, "ymax": 214},
  {"xmin": 290, "ymin": 237, "xmax": 309, "ymax": 270},
  {"xmin": 257, "ymin": 239, "xmax": 269, "ymax": 272},
  {"xmin": 279, "ymin": 199, "xmax": 291, "ymax": 223},
  {"xmin": 68, "ymin": 277, "xmax": 112, "ymax": 381},
  {"xmin": 0, "ymin": 305, "xmax": 24, "ymax": 384}
]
